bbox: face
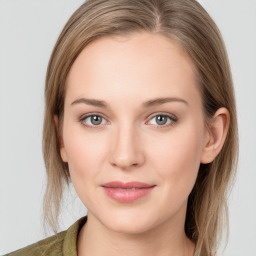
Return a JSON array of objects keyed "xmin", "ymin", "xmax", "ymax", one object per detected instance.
[{"xmin": 59, "ymin": 32, "xmax": 209, "ymax": 234}]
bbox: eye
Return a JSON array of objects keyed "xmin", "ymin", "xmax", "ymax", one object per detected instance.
[
  {"xmin": 147, "ymin": 113, "xmax": 177, "ymax": 128},
  {"xmin": 80, "ymin": 112, "xmax": 177, "ymax": 129},
  {"xmin": 80, "ymin": 114, "xmax": 107, "ymax": 128}
]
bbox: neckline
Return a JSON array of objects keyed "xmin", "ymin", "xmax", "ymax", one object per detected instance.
[{"xmin": 63, "ymin": 216, "xmax": 87, "ymax": 256}]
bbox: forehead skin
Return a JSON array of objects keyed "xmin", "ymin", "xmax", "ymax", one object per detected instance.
[{"xmin": 64, "ymin": 32, "xmax": 201, "ymax": 115}]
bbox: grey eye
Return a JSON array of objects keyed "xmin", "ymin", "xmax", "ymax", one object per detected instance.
[
  {"xmin": 155, "ymin": 115, "xmax": 169, "ymax": 125},
  {"xmin": 91, "ymin": 115, "xmax": 102, "ymax": 125},
  {"xmin": 147, "ymin": 113, "xmax": 177, "ymax": 127},
  {"xmin": 84, "ymin": 115, "xmax": 107, "ymax": 126}
]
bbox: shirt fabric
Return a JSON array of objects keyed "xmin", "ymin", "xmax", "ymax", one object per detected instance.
[{"xmin": 5, "ymin": 216, "xmax": 87, "ymax": 256}]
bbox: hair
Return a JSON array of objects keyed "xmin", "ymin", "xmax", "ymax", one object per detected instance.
[{"xmin": 42, "ymin": 0, "xmax": 238, "ymax": 255}]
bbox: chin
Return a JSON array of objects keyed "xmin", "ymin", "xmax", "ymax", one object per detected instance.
[
  {"xmin": 93, "ymin": 208, "xmax": 166, "ymax": 235},
  {"xmin": 107, "ymin": 218, "xmax": 155, "ymax": 235}
]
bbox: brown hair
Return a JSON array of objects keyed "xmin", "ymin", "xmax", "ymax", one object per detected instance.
[{"xmin": 42, "ymin": 0, "xmax": 238, "ymax": 255}]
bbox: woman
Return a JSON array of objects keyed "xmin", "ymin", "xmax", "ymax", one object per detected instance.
[{"xmin": 6, "ymin": 0, "xmax": 238, "ymax": 255}]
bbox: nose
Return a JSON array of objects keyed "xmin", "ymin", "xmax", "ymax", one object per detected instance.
[{"xmin": 109, "ymin": 124, "xmax": 145, "ymax": 170}]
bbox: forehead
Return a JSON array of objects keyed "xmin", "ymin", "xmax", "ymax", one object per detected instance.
[{"xmin": 65, "ymin": 32, "xmax": 200, "ymax": 108}]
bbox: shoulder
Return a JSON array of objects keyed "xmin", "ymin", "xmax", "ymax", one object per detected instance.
[
  {"xmin": 4, "ymin": 216, "xmax": 87, "ymax": 256},
  {"xmin": 4, "ymin": 231, "xmax": 66, "ymax": 256}
]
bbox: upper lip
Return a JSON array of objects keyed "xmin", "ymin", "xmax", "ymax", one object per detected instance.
[{"xmin": 102, "ymin": 181, "xmax": 155, "ymax": 189}]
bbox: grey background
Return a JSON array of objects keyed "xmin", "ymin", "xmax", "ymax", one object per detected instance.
[{"xmin": 0, "ymin": 0, "xmax": 255, "ymax": 255}]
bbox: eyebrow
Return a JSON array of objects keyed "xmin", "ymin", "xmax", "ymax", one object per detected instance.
[{"xmin": 71, "ymin": 97, "xmax": 188, "ymax": 108}]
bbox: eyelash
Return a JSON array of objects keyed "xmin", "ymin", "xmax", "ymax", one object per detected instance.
[{"xmin": 79, "ymin": 112, "xmax": 178, "ymax": 129}]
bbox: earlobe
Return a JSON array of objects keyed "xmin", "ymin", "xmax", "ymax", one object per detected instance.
[
  {"xmin": 200, "ymin": 107, "xmax": 230, "ymax": 164},
  {"xmin": 54, "ymin": 115, "xmax": 68, "ymax": 163}
]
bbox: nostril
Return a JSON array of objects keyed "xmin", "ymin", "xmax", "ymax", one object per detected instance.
[{"xmin": 110, "ymin": 155, "xmax": 140, "ymax": 169}]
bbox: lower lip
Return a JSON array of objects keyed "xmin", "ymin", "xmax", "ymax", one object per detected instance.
[{"xmin": 102, "ymin": 187, "xmax": 155, "ymax": 203}]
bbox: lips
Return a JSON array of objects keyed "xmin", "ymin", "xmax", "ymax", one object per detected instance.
[{"xmin": 101, "ymin": 181, "xmax": 156, "ymax": 203}]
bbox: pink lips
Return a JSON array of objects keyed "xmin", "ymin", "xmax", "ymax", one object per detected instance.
[{"xmin": 101, "ymin": 181, "xmax": 156, "ymax": 203}]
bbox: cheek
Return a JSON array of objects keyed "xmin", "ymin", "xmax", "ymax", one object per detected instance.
[
  {"xmin": 62, "ymin": 129, "xmax": 109, "ymax": 207},
  {"xmin": 148, "ymin": 122, "xmax": 205, "ymax": 194},
  {"xmin": 63, "ymin": 127, "xmax": 107, "ymax": 181}
]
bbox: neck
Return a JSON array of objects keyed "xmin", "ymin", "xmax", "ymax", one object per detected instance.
[{"xmin": 77, "ymin": 212, "xmax": 195, "ymax": 256}]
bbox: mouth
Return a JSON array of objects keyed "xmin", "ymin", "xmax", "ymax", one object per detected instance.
[{"xmin": 101, "ymin": 181, "xmax": 156, "ymax": 203}]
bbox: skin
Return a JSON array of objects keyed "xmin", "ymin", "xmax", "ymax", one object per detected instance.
[{"xmin": 55, "ymin": 32, "xmax": 230, "ymax": 256}]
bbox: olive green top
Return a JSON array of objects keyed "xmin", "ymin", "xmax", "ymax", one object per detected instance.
[{"xmin": 5, "ymin": 216, "xmax": 87, "ymax": 256}]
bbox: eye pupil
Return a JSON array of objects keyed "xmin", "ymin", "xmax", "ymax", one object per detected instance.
[
  {"xmin": 156, "ymin": 115, "xmax": 168, "ymax": 125},
  {"xmin": 91, "ymin": 115, "xmax": 102, "ymax": 125}
]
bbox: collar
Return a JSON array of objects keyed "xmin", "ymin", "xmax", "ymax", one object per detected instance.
[{"xmin": 63, "ymin": 216, "xmax": 87, "ymax": 256}]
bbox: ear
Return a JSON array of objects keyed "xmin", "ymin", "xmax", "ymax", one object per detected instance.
[
  {"xmin": 200, "ymin": 107, "xmax": 230, "ymax": 164},
  {"xmin": 54, "ymin": 115, "xmax": 68, "ymax": 162}
]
